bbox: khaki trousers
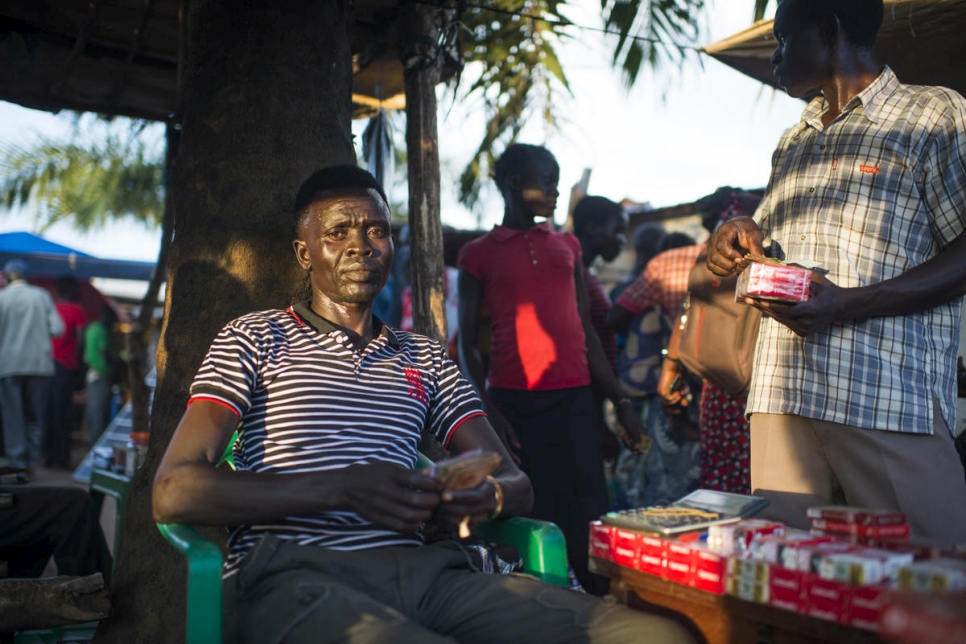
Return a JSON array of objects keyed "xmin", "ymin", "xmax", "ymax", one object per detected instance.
[{"xmin": 750, "ymin": 402, "xmax": 966, "ymax": 548}]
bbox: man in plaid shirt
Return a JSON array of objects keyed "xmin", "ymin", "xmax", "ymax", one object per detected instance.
[{"xmin": 708, "ymin": 0, "xmax": 966, "ymax": 546}]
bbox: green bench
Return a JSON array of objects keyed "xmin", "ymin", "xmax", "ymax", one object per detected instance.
[{"xmin": 158, "ymin": 439, "xmax": 570, "ymax": 644}]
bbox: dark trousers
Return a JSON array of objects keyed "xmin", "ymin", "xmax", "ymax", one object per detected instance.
[
  {"xmin": 488, "ymin": 385, "xmax": 610, "ymax": 595},
  {"xmin": 225, "ymin": 536, "xmax": 693, "ymax": 644},
  {"xmin": 0, "ymin": 485, "xmax": 112, "ymax": 584},
  {"xmin": 0, "ymin": 375, "xmax": 51, "ymax": 470},
  {"xmin": 46, "ymin": 363, "xmax": 78, "ymax": 469}
]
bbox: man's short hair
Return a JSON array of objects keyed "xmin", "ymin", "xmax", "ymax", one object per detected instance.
[
  {"xmin": 493, "ymin": 144, "xmax": 557, "ymax": 193},
  {"xmin": 572, "ymin": 196, "xmax": 624, "ymax": 239},
  {"xmin": 55, "ymin": 275, "xmax": 82, "ymax": 302},
  {"xmin": 788, "ymin": 0, "xmax": 884, "ymax": 50},
  {"xmin": 3, "ymin": 259, "xmax": 28, "ymax": 279},
  {"xmin": 292, "ymin": 165, "xmax": 390, "ymax": 225}
]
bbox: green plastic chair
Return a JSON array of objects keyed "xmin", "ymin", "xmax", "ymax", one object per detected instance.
[{"xmin": 158, "ymin": 434, "xmax": 569, "ymax": 644}]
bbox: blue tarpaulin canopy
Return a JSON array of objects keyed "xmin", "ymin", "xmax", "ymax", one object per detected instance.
[{"xmin": 0, "ymin": 231, "xmax": 159, "ymax": 281}]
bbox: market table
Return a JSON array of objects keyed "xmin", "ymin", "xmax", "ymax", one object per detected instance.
[{"xmin": 589, "ymin": 557, "xmax": 884, "ymax": 644}]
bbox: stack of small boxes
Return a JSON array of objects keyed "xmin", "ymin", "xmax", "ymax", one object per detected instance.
[
  {"xmin": 807, "ymin": 505, "xmax": 910, "ymax": 546},
  {"xmin": 589, "ymin": 505, "xmax": 966, "ymax": 634}
]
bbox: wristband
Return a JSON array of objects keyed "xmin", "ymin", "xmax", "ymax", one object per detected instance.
[
  {"xmin": 486, "ymin": 475, "xmax": 504, "ymax": 520},
  {"xmin": 661, "ymin": 348, "xmax": 680, "ymax": 364}
]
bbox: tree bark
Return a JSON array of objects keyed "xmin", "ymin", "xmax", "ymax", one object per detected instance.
[
  {"xmin": 125, "ymin": 124, "xmax": 178, "ymax": 436},
  {"xmin": 94, "ymin": 1, "xmax": 355, "ymax": 641},
  {"xmin": 399, "ymin": 0, "xmax": 447, "ymax": 346}
]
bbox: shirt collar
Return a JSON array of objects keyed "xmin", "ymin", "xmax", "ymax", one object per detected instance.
[
  {"xmin": 488, "ymin": 220, "xmax": 554, "ymax": 242},
  {"xmin": 799, "ymin": 66, "xmax": 899, "ymax": 130},
  {"xmin": 291, "ymin": 300, "xmax": 400, "ymax": 348}
]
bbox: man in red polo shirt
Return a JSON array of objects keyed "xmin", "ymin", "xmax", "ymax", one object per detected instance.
[
  {"xmin": 48, "ymin": 276, "xmax": 87, "ymax": 469},
  {"xmin": 457, "ymin": 144, "xmax": 643, "ymax": 595}
]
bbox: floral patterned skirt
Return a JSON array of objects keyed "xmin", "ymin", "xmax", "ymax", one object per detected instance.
[{"xmin": 699, "ymin": 381, "xmax": 751, "ymax": 494}]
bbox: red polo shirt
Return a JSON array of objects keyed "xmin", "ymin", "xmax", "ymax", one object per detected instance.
[
  {"xmin": 458, "ymin": 222, "xmax": 590, "ymax": 391},
  {"xmin": 52, "ymin": 301, "xmax": 86, "ymax": 370}
]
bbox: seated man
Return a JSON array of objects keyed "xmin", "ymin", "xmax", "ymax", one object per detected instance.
[{"xmin": 153, "ymin": 165, "xmax": 694, "ymax": 644}]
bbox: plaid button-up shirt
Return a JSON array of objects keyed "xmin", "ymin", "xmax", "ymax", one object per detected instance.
[{"xmin": 748, "ymin": 67, "xmax": 966, "ymax": 434}]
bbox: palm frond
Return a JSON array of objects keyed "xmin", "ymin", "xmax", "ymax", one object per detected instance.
[
  {"xmin": 600, "ymin": 0, "xmax": 708, "ymax": 88},
  {"xmin": 452, "ymin": 0, "xmax": 573, "ymax": 208},
  {"xmin": 753, "ymin": 0, "xmax": 775, "ymax": 22},
  {"xmin": 0, "ymin": 114, "xmax": 164, "ymax": 232}
]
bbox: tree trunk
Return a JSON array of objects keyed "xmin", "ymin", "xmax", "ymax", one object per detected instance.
[
  {"xmin": 399, "ymin": 1, "xmax": 449, "ymax": 462},
  {"xmin": 125, "ymin": 124, "xmax": 178, "ymax": 436},
  {"xmin": 399, "ymin": 0, "xmax": 447, "ymax": 346},
  {"xmin": 94, "ymin": 1, "xmax": 355, "ymax": 641}
]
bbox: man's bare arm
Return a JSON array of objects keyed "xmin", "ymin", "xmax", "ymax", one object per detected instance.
[
  {"xmin": 750, "ymin": 231, "xmax": 966, "ymax": 336},
  {"xmin": 433, "ymin": 415, "xmax": 533, "ymax": 529}
]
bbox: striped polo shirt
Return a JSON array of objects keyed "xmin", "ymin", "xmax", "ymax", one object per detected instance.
[{"xmin": 189, "ymin": 302, "xmax": 485, "ymax": 575}]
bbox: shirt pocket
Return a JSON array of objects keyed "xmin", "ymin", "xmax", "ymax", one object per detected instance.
[{"xmin": 544, "ymin": 247, "xmax": 574, "ymax": 273}]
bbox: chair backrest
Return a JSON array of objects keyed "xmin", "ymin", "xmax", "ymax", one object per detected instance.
[{"xmin": 218, "ymin": 432, "xmax": 238, "ymax": 469}]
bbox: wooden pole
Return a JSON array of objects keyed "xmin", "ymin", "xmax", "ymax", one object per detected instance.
[{"xmin": 399, "ymin": 0, "xmax": 447, "ymax": 345}]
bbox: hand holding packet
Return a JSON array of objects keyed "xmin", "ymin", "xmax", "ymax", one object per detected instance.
[
  {"xmin": 735, "ymin": 253, "xmax": 812, "ymax": 303},
  {"xmin": 421, "ymin": 449, "xmax": 502, "ymax": 537},
  {"xmin": 420, "ymin": 448, "xmax": 502, "ymax": 491}
]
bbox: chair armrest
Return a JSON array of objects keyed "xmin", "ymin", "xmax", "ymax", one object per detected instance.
[
  {"xmin": 157, "ymin": 524, "xmax": 224, "ymax": 644},
  {"xmin": 473, "ymin": 517, "xmax": 570, "ymax": 587}
]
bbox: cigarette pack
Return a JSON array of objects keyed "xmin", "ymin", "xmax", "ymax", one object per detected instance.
[
  {"xmin": 611, "ymin": 528, "xmax": 641, "ymax": 569},
  {"xmin": 690, "ymin": 544, "xmax": 727, "ymax": 594},
  {"xmin": 735, "ymin": 255, "xmax": 810, "ymax": 303},
  {"xmin": 708, "ymin": 519, "xmax": 785, "ymax": 556},
  {"xmin": 810, "ymin": 530, "xmax": 911, "ymax": 548},
  {"xmin": 846, "ymin": 585, "xmax": 891, "ymax": 632},
  {"xmin": 805, "ymin": 575, "xmax": 850, "ymax": 622},
  {"xmin": 819, "ymin": 553, "xmax": 886, "ymax": 586},
  {"xmin": 727, "ymin": 576, "xmax": 770, "ymax": 603},
  {"xmin": 728, "ymin": 557, "xmax": 770, "ymax": 584},
  {"xmin": 588, "ymin": 522, "xmax": 614, "ymax": 561},
  {"xmin": 788, "ymin": 541, "xmax": 859, "ymax": 574},
  {"xmin": 805, "ymin": 506, "xmax": 906, "ymax": 527},
  {"xmin": 747, "ymin": 530, "xmax": 833, "ymax": 565},
  {"xmin": 895, "ymin": 558, "xmax": 966, "ymax": 593},
  {"xmin": 664, "ymin": 541, "xmax": 693, "ymax": 586},
  {"xmin": 769, "ymin": 565, "xmax": 806, "ymax": 613},
  {"xmin": 638, "ymin": 534, "xmax": 667, "ymax": 577},
  {"xmin": 810, "ymin": 519, "xmax": 910, "ymax": 539}
]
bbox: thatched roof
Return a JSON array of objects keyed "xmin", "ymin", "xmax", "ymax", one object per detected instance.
[
  {"xmin": 703, "ymin": 0, "xmax": 966, "ymax": 97},
  {"xmin": 0, "ymin": 0, "xmax": 410, "ymax": 121}
]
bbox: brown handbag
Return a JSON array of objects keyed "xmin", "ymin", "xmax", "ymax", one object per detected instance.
[{"xmin": 677, "ymin": 250, "xmax": 762, "ymax": 397}]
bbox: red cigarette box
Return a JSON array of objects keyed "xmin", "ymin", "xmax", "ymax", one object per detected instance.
[
  {"xmin": 769, "ymin": 565, "xmax": 806, "ymax": 613},
  {"xmin": 664, "ymin": 541, "xmax": 694, "ymax": 586},
  {"xmin": 805, "ymin": 575, "xmax": 850, "ymax": 623},
  {"xmin": 612, "ymin": 528, "xmax": 641, "ymax": 569},
  {"xmin": 846, "ymin": 585, "xmax": 891, "ymax": 632},
  {"xmin": 736, "ymin": 262, "xmax": 810, "ymax": 303},
  {"xmin": 806, "ymin": 506, "xmax": 906, "ymax": 527},
  {"xmin": 639, "ymin": 534, "xmax": 667, "ymax": 577},
  {"xmin": 810, "ymin": 519, "xmax": 911, "ymax": 539},
  {"xmin": 589, "ymin": 521, "xmax": 614, "ymax": 561},
  {"xmin": 691, "ymin": 545, "xmax": 727, "ymax": 594}
]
